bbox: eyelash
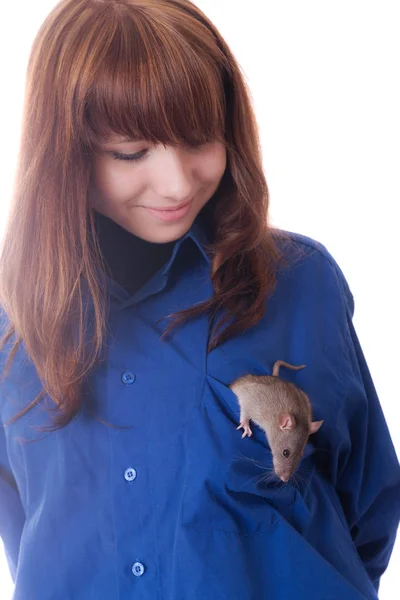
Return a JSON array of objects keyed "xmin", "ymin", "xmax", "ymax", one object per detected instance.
[
  {"xmin": 111, "ymin": 142, "xmax": 208, "ymax": 162},
  {"xmin": 111, "ymin": 151, "xmax": 146, "ymax": 162}
]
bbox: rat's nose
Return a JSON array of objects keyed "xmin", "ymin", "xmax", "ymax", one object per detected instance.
[{"xmin": 274, "ymin": 463, "xmax": 293, "ymax": 483}]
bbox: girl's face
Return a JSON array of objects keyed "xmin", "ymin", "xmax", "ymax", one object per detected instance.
[{"xmin": 88, "ymin": 136, "xmax": 227, "ymax": 242}]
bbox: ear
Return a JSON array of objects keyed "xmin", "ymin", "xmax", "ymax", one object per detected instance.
[
  {"xmin": 309, "ymin": 419, "xmax": 324, "ymax": 434},
  {"xmin": 279, "ymin": 413, "xmax": 296, "ymax": 431}
]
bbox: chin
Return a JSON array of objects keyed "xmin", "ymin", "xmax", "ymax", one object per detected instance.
[
  {"xmin": 138, "ymin": 222, "xmax": 192, "ymax": 243},
  {"xmin": 139, "ymin": 214, "xmax": 197, "ymax": 243}
]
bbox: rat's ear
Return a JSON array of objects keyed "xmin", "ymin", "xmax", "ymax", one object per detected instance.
[
  {"xmin": 279, "ymin": 413, "xmax": 296, "ymax": 430},
  {"xmin": 309, "ymin": 419, "xmax": 324, "ymax": 434}
]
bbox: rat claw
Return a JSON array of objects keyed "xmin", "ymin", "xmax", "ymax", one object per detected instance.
[{"xmin": 237, "ymin": 422, "xmax": 252, "ymax": 438}]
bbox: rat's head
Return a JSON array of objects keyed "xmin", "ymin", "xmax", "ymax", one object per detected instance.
[{"xmin": 268, "ymin": 413, "xmax": 323, "ymax": 482}]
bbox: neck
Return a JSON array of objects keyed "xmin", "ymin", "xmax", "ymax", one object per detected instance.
[{"xmin": 93, "ymin": 211, "xmax": 175, "ymax": 295}]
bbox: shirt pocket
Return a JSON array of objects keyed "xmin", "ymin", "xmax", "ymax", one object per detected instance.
[
  {"xmin": 288, "ymin": 470, "xmax": 376, "ymax": 597},
  {"xmin": 180, "ymin": 375, "xmax": 300, "ymax": 536}
]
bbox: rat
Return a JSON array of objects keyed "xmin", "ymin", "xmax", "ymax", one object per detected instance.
[{"xmin": 229, "ymin": 360, "xmax": 323, "ymax": 482}]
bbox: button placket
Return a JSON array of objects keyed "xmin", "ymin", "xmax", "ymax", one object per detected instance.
[{"xmin": 119, "ymin": 369, "xmax": 149, "ymax": 582}]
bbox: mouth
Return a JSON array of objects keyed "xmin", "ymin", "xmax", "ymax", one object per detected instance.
[
  {"xmin": 142, "ymin": 199, "xmax": 193, "ymax": 222},
  {"xmin": 149, "ymin": 200, "xmax": 192, "ymax": 211}
]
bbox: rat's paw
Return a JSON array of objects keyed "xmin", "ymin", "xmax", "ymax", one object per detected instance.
[{"xmin": 237, "ymin": 422, "xmax": 252, "ymax": 438}]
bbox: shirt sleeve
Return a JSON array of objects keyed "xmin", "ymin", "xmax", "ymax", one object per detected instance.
[
  {"xmin": 0, "ymin": 423, "xmax": 25, "ymax": 582},
  {"xmin": 328, "ymin": 258, "xmax": 400, "ymax": 593}
]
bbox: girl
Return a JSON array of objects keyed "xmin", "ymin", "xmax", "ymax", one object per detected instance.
[{"xmin": 0, "ymin": 1, "xmax": 399, "ymax": 599}]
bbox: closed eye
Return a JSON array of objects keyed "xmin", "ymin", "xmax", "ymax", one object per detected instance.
[
  {"xmin": 111, "ymin": 151, "xmax": 147, "ymax": 162},
  {"xmin": 111, "ymin": 141, "xmax": 208, "ymax": 162}
]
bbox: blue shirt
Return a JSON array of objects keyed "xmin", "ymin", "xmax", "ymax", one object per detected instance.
[{"xmin": 1, "ymin": 217, "xmax": 399, "ymax": 600}]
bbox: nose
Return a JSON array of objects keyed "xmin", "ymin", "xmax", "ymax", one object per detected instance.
[
  {"xmin": 276, "ymin": 470, "xmax": 292, "ymax": 483},
  {"xmin": 153, "ymin": 146, "xmax": 194, "ymax": 204}
]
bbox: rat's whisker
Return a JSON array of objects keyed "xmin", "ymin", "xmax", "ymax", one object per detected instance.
[
  {"xmin": 257, "ymin": 469, "xmax": 278, "ymax": 486},
  {"xmin": 297, "ymin": 476, "xmax": 308, "ymax": 487},
  {"xmin": 295, "ymin": 474, "xmax": 309, "ymax": 490},
  {"xmin": 258, "ymin": 465, "xmax": 274, "ymax": 479},
  {"xmin": 233, "ymin": 453, "xmax": 272, "ymax": 471},
  {"xmin": 259, "ymin": 471, "xmax": 276, "ymax": 484},
  {"xmin": 240, "ymin": 469, "xmax": 273, "ymax": 489},
  {"xmin": 294, "ymin": 469, "xmax": 308, "ymax": 480},
  {"xmin": 291, "ymin": 474, "xmax": 301, "ymax": 492},
  {"xmin": 245, "ymin": 457, "xmax": 269, "ymax": 468},
  {"xmin": 232, "ymin": 452, "xmax": 254, "ymax": 464}
]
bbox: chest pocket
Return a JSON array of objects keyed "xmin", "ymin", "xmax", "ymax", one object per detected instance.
[{"xmin": 180, "ymin": 374, "xmax": 308, "ymax": 536}]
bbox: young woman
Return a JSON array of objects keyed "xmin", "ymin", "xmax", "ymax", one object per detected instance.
[{"xmin": 0, "ymin": 1, "xmax": 399, "ymax": 599}]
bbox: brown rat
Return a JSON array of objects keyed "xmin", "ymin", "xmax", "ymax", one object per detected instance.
[{"xmin": 229, "ymin": 360, "xmax": 323, "ymax": 482}]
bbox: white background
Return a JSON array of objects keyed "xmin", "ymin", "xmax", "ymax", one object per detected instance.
[{"xmin": 0, "ymin": 1, "xmax": 399, "ymax": 598}]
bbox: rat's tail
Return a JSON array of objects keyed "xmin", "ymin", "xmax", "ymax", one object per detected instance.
[{"xmin": 272, "ymin": 360, "xmax": 306, "ymax": 377}]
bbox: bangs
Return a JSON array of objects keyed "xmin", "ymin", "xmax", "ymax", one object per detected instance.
[{"xmin": 81, "ymin": 11, "xmax": 228, "ymax": 151}]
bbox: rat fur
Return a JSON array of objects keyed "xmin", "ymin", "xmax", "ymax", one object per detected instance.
[{"xmin": 229, "ymin": 360, "xmax": 323, "ymax": 482}]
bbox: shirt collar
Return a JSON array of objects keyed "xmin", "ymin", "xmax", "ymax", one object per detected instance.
[
  {"xmin": 95, "ymin": 212, "xmax": 212, "ymax": 305},
  {"xmin": 160, "ymin": 211, "xmax": 212, "ymax": 276}
]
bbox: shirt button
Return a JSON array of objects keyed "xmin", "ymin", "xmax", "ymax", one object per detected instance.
[
  {"xmin": 121, "ymin": 371, "xmax": 136, "ymax": 385},
  {"xmin": 124, "ymin": 467, "xmax": 137, "ymax": 482},
  {"xmin": 132, "ymin": 561, "xmax": 145, "ymax": 577}
]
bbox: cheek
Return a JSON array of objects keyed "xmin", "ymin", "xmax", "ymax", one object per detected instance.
[
  {"xmin": 92, "ymin": 160, "xmax": 143, "ymax": 202},
  {"xmin": 214, "ymin": 143, "xmax": 227, "ymax": 172},
  {"xmin": 200, "ymin": 144, "xmax": 227, "ymax": 183}
]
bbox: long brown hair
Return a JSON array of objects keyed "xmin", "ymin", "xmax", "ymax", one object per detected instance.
[{"xmin": 0, "ymin": 0, "xmax": 302, "ymax": 431}]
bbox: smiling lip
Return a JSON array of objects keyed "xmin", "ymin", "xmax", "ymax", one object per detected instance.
[
  {"xmin": 142, "ymin": 199, "xmax": 193, "ymax": 222},
  {"xmin": 148, "ymin": 200, "xmax": 191, "ymax": 211}
]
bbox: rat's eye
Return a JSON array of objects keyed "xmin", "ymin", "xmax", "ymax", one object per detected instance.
[{"xmin": 282, "ymin": 449, "xmax": 291, "ymax": 458}]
